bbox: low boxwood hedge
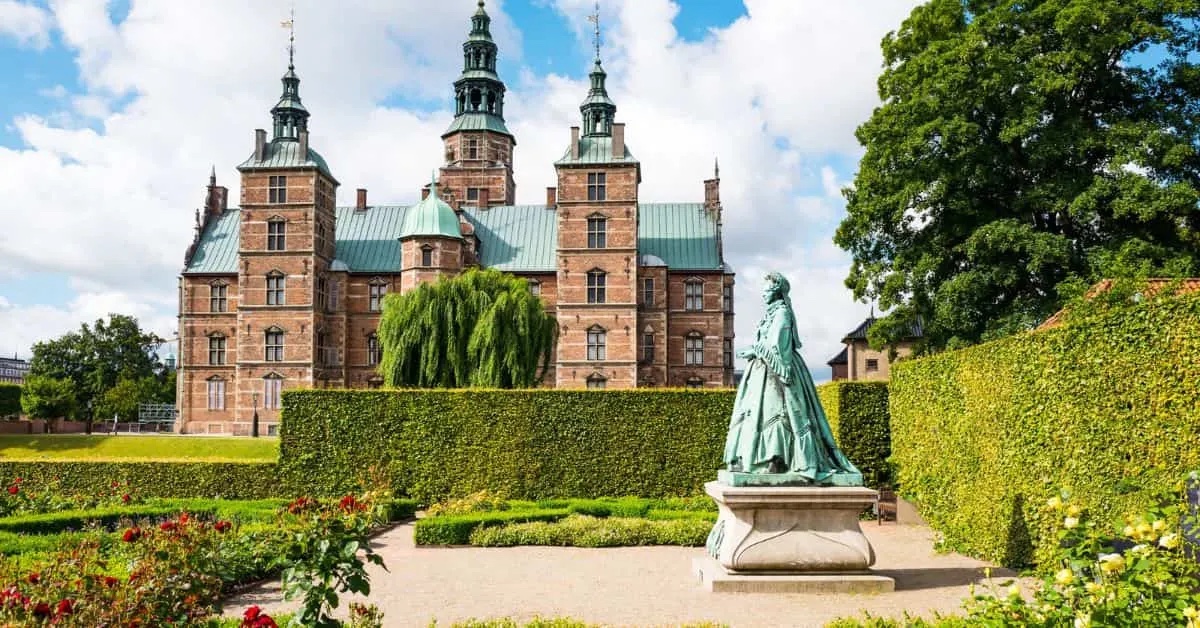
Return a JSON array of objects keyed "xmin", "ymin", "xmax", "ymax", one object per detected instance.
[
  {"xmin": 0, "ymin": 504, "xmax": 212, "ymax": 534},
  {"xmin": 413, "ymin": 509, "xmax": 571, "ymax": 545},
  {"xmin": 0, "ymin": 461, "xmax": 282, "ymax": 499}
]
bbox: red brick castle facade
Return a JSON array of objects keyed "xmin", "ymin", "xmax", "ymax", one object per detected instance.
[{"xmin": 177, "ymin": 2, "xmax": 735, "ymax": 435}]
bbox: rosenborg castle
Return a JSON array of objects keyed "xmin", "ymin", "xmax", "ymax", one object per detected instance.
[{"xmin": 177, "ymin": 1, "xmax": 735, "ymax": 435}]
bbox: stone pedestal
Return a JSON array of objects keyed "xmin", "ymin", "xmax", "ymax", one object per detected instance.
[{"xmin": 697, "ymin": 481, "xmax": 894, "ymax": 593}]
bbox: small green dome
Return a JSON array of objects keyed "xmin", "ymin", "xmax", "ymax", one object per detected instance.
[{"xmin": 401, "ymin": 182, "xmax": 462, "ymax": 240}]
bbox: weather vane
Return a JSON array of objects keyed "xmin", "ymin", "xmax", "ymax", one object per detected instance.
[
  {"xmin": 280, "ymin": 6, "xmax": 295, "ymax": 69},
  {"xmin": 586, "ymin": 1, "xmax": 601, "ymax": 61}
]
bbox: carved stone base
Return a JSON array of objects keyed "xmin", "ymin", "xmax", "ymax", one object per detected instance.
[
  {"xmin": 693, "ymin": 557, "xmax": 895, "ymax": 593},
  {"xmin": 703, "ymin": 481, "xmax": 884, "ymax": 575}
]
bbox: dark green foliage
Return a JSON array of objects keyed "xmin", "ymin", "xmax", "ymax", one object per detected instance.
[
  {"xmin": 0, "ymin": 504, "xmax": 208, "ymax": 534},
  {"xmin": 817, "ymin": 382, "xmax": 893, "ymax": 489},
  {"xmin": 0, "ymin": 384, "xmax": 20, "ymax": 418},
  {"xmin": 377, "ymin": 268, "xmax": 557, "ymax": 388},
  {"xmin": 0, "ymin": 462, "xmax": 281, "ymax": 499},
  {"xmin": 413, "ymin": 509, "xmax": 570, "ymax": 545},
  {"xmin": 890, "ymin": 291, "xmax": 1200, "ymax": 568},
  {"xmin": 468, "ymin": 514, "xmax": 713, "ymax": 547},
  {"xmin": 279, "ymin": 389, "xmax": 734, "ymax": 501},
  {"xmin": 837, "ymin": 0, "xmax": 1200, "ymax": 352},
  {"xmin": 20, "ymin": 376, "xmax": 77, "ymax": 420}
]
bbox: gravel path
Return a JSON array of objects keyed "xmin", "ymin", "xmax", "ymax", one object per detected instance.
[{"xmin": 224, "ymin": 522, "xmax": 1024, "ymax": 628}]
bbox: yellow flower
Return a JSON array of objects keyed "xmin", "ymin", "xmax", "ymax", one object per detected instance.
[
  {"xmin": 1064, "ymin": 516, "xmax": 1079, "ymax": 529},
  {"xmin": 1084, "ymin": 581, "xmax": 1102, "ymax": 593},
  {"xmin": 1160, "ymin": 533, "xmax": 1181, "ymax": 549},
  {"xmin": 1136, "ymin": 522, "xmax": 1153, "ymax": 539},
  {"xmin": 1046, "ymin": 496, "xmax": 1063, "ymax": 510},
  {"xmin": 1099, "ymin": 553, "xmax": 1125, "ymax": 574},
  {"xmin": 1185, "ymin": 606, "xmax": 1198, "ymax": 619},
  {"xmin": 1074, "ymin": 615, "xmax": 1091, "ymax": 628},
  {"xmin": 1066, "ymin": 504, "xmax": 1081, "ymax": 517},
  {"xmin": 1055, "ymin": 568, "xmax": 1074, "ymax": 586},
  {"xmin": 1152, "ymin": 519, "xmax": 1166, "ymax": 532},
  {"xmin": 1007, "ymin": 583, "xmax": 1021, "ymax": 598},
  {"xmin": 1123, "ymin": 525, "xmax": 1136, "ymax": 538}
]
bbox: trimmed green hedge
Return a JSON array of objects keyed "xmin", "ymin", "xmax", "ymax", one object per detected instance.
[
  {"xmin": 890, "ymin": 292, "xmax": 1200, "ymax": 568},
  {"xmin": 0, "ymin": 462, "xmax": 282, "ymax": 499},
  {"xmin": 816, "ymin": 382, "xmax": 892, "ymax": 489},
  {"xmin": 0, "ymin": 504, "xmax": 206, "ymax": 534},
  {"xmin": 413, "ymin": 509, "xmax": 571, "ymax": 545},
  {"xmin": 279, "ymin": 390, "xmax": 735, "ymax": 501},
  {"xmin": 0, "ymin": 384, "xmax": 20, "ymax": 418}
]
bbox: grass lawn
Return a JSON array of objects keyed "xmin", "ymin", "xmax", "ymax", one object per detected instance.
[{"xmin": 0, "ymin": 435, "xmax": 278, "ymax": 462}]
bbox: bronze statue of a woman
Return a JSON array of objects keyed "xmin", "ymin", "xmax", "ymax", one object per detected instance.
[{"xmin": 721, "ymin": 272, "xmax": 862, "ymax": 486}]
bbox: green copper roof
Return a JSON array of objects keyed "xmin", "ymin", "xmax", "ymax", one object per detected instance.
[
  {"xmin": 462, "ymin": 205, "xmax": 558, "ymax": 271},
  {"xmin": 184, "ymin": 209, "xmax": 241, "ymax": 274},
  {"xmin": 555, "ymin": 136, "xmax": 639, "ymax": 166},
  {"xmin": 400, "ymin": 187, "xmax": 462, "ymax": 240},
  {"xmin": 184, "ymin": 202, "xmax": 720, "ymax": 275},
  {"xmin": 238, "ymin": 139, "xmax": 336, "ymax": 181},
  {"xmin": 443, "ymin": 112, "xmax": 512, "ymax": 137},
  {"xmin": 638, "ymin": 203, "xmax": 721, "ymax": 270}
]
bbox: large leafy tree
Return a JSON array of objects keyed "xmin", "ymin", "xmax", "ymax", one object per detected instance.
[
  {"xmin": 837, "ymin": 0, "xmax": 1200, "ymax": 351},
  {"xmin": 28, "ymin": 314, "xmax": 168, "ymax": 418},
  {"xmin": 377, "ymin": 269, "xmax": 556, "ymax": 388},
  {"xmin": 20, "ymin": 376, "xmax": 78, "ymax": 420}
]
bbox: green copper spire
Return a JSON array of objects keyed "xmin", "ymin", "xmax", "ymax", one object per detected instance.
[
  {"xmin": 445, "ymin": 0, "xmax": 512, "ymax": 138},
  {"xmin": 401, "ymin": 174, "xmax": 462, "ymax": 240},
  {"xmin": 271, "ymin": 10, "xmax": 309, "ymax": 141},
  {"xmin": 581, "ymin": 2, "xmax": 616, "ymax": 138}
]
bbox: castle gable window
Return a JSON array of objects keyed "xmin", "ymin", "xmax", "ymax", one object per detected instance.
[
  {"xmin": 266, "ymin": 272, "xmax": 285, "ymax": 305},
  {"xmin": 685, "ymin": 279, "xmax": 704, "ymax": 311},
  {"xmin": 264, "ymin": 327, "xmax": 284, "ymax": 362},
  {"xmin": 267, "ymin": 218, "xmax": 286, "ymax": 251},
  {"xmin": 587, "ymin": 215, "xmax": 607, "ymax": 249},
  {"xmin": 586, "ymin": 270, "xmax": 607, "ymax": 304},
  {"xmin": 586, "ymin": 325, "xmax": 607, "ymax": 361}
]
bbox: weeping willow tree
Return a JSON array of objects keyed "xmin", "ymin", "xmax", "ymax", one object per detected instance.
[{"xmin": 377, "ymin": 269, "xmax": 557, "ymax": 388}]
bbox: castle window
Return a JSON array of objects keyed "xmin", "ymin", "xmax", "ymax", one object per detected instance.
[
  {"xmin": 267, "ymin": 219, "xmax": 286, "ymax": 251},
  {"xmin": 210, "ymin": 283, "xmax": 228, "ymax": 313},
  {"xmin": 328, "ymin": 280, "xmax": 339, "ymax": 313},
  {"xmin": 316, "ymin": 276, "xmax": 327, "ymax": 311},
  {"xmin": 866, "ymin": 358, "xmax": 879, "ymax": 373},
  {"xmin": 316, "ymin": 331, "xmax": 331, "ymax": 366},
  {"xmin": 587, "ymin": 172, "xmax": 607, "ymax": 201},
  {"xmin": 467, "ymin": 138, "xmax": 479, "ymax": 160},
  {"xmin": 421, "ymin": 245, "xmax": 434, "ymax": 267},
  {"xmin": 264, "ymin": 328, "xmax": 284, "ymax": 362},
  {"xmin": 527, "ymin": 279, "xmax": 541, "ymax": 297},
  {"xmin": 723, "ymin": 339, "xmax": 733, "ymax": 368},
  {"xmin": 586, "ymin": 374, "xmax": 607, "ymax": 390},
  {"xmin": 686, "ymin": 377, "xmax": 704, "ymax": 389},
  {"xmin": 685, "ymin": 332, "xmax": 704, "ymax": 366},
  {"xmin": 206, "ymin": 377, "xmax": 225, "ymax": 411},
  {"xmin": 587, "ymin": 326, "xmax": 607, "ymax": 361},
  {"xmin": 263, "ymin": 374, "xmax": 283, "ymax": 410},
  {"xmin": 587, "ymin": 216, "xmax": 607, "ymax": 249},
  {"xmin": 586, "ymin": 270, "xmax": 606, "ymax": 304},
  {"xmin": 467, "ymin": 187, "xmax": 481, "ymax": 202},
  {"xmin": 642, "ymin": 330, "xmax": 655, "ymax": 363},
  {"xmin": 723, "ymin": 284, "xmax": 734, "ymax": 313},
  {"xmin": 685, "ymin": 280, "xmax": 704, "ymax": 311},
  {"xmin": 642, "ymin": 278, "xmax": 654, "ymax": 307},
  {"xmin": 266, "ymin": 272, "xmax": 285, "ymax": 305},
  {"xmin": 368, "ymin": 334, "xmax": 382, "ymax": 366},
  {"xmin": 369, "ymin": 279, "xmax": 387, "ymax": 312},
  {"xmin": 208, "ymin": 335, "xmax": 226, "ymax": 366},
  {"xmin": 268, "ymin": 176, "xmax": 287, "ymax": 204}
]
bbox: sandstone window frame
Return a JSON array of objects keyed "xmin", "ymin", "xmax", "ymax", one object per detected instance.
[
  {"xmin": 262, "ymin": 373, "xmax": 284, "ymax": 410},
  {"xmin": 723, "ymin": 284, "xmax": 734, "ymax": 313},
  {"xmin": 586, "ymin": 325, "xmax": 607, "ymax": 361},
  {"xmin": 586, "ymin": 269, "xmax": 607, "ymax": 304},
  {"xmin": 723, "ymin": 338, "xmax": 733, "ymax": 368},
  {"xmin": 685, "ymin": 278, "xmax": 704, "ymax": 312},
  {"xmin": 264, "ymin": 327, "xmax": 285, "ymax": 362},
  {"xmin": 266, "ymin": 217, "xmax": 286, "ymax": 251},
  {"xmin": 265, "ymin": 271, "xmax": 286, "ymax": 305},
  {"xmin": 420, "ymin": 245, "xmax": 434, "ymax": 268},
  {"xmin": 367, "ymin": 333, "xmax": 382, "ymax": 366},
  {"xmin": 209, "ymin": 281, "xmax": 228, "ymax": 313},
  {"xmin": 641, "ymin": 277, "xmax": 654, "ymax": 308},
  {"xmin": 316, "ymin": 329, "xmax": 333, "ymax": 367},
  {"xmin": 206, "ymin": 376, "xmax": 225, "ymax": 411},
  {"xmin": 587, "ymin": 172, "xmax": 607, "ymax": 201},
  {"xmin": 208, "ymin": 334, "xmax": 226, "ymax": 366},
  {"xmin": 268, "ymin": 175, "xmax": 287, "ymax": 204},
  {"xmin": 586, "ymin": 214, "xmax": 608, "ymax": 249},
  {"xmin": 466, "ymin": 187, "xmax": 482, "ymax": 202},
  {"xmin": 641, "ymin": 326, "xmax": 655, "ymax": 363},
  {"xmin": 586, "ymin": 373, "xmax": 607, "ymax": 390},
  {"xmin": 368, "ymin": 278, "xmax": 388, "ymax": 312},
  {"xmin": 685, "ymin": 331, "xmax": 704, "ymax": 366},
  {"xmin": 316, "ymin": 275, "xmax": 328, "ymax": 311},
  {"xmin": 467, "ymin": 138, "xmax": 479, "ymax": 160}
]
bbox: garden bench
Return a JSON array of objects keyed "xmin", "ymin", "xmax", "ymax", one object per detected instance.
[{"xmin": 875, "ymin": 487, "xmax": 897, "ymax": 524}]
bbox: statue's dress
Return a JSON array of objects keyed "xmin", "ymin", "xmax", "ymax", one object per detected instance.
[{"xmin": 722, "ymin": 299, "xmax": 860, "ymax": 482}]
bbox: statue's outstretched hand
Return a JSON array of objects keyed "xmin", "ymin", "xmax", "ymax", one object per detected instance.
[{"xmin": 736, "ymin": 348, "xmax": 755, "ymax": 360}]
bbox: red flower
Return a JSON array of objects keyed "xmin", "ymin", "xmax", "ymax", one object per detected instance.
[
  {"xmin": 214, "ymin": 520, "xmax": 232, "ymax": 533},
  {"xmin": 32, "ymin": 602, "xmax": 50, "ymax": 618},
  {"xmin": 102, "ymin": 576, "xmax": 118, "ymax": 588},
  {"xmin": 121, "ymin": 493, "xmax": 131, "ymax": 503},
  {"xmin": 54, "ymin": 599, "xmax": 73, "ymax": 616},
  {"xmin": 121, "ymin": 527, "xmax": 142, "ymax": 543},
  {"xmin": 243, "ymin": 605, "xmax": 261, "ymax": 621},
  {"xmin": 159, "ymin": 521, "xmax": 177, "ymax": 532},
  {"xmin": 339, "ymin": 495, "xmax": 362, "ymax": 512},
  {"xmin": 6, "ymin": 485, "xmax": 17, "ymax": 495},
  {"xmin": 110, "ymin": 481, "xmax": 119, "ymax": 489},
  {"xmin": 178, "ymin": 512, "xmax": 189, "ymax": 524},
  {"xmin": 11, "ymin": 478, "xmax": 21, "ymax": 484},
  {"xmin": 25, "ymin": 573, "xmax": 38, "ymax": 585}
]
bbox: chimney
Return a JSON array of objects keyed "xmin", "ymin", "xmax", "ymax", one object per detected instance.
[
  {"xmin": 216, "ymin": 186, "xmax": 229, "ymax": 213},
  {"xmin": 478, "ymin": 187, "xmax": 490, "ymax": 207},
  {"xmin": 298, "ymin": 130, "xmax": 309, "ymax": 156},
  {"xmin": 356, "ymin": 188, "xmax": 368, "ymax": 211},
  {"xmin": 546, "ymin": 187, "xmax": 557, "ymax": 208},
  {"xmin": 254, "ymin": 129, "xmax": 267, "ymax": 161},
  {"xmin": 570, "ymin": 126, "xmax": 580, "ymax": 159},
  {"xmin": 612, "ymin": 123, "xmax": 626, "ymax": 159}
]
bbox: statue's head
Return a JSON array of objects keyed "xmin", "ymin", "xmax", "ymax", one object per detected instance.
[{"xmin": 762, "ymin": 272, "xmax": 790, "ymax": 303}]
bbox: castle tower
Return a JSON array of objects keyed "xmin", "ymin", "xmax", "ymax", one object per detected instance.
[
  {"xmin": 552, "ymin": 5, "xmax": 641, "ymax": 389},
  {"xmin": 233, "ymin": 24, "xmax": 342, "ymax": 426},
  {"xmin": 399, "ymin": 177, "xmax": 465, "ymax": 291},
  {"xmin": 438, "ymin": 0, "xmax": 516, "ymax": 207}
]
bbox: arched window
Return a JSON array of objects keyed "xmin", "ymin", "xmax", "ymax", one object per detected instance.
[
  {"xmin": 641, "ymin": 326, "xmax": 655, "ymax": 363},
  {"xmin": 208, "ymin": 334, "xmax": 226, "ymax": 366},
  {"xmin": 685, "ymin": 332, "xmax": 704, "ymax": 366},
  {"xmin": 264, "ymin": 327, "xmax": 284, "ymax": 362},
  {"xmin": 587, "ymin": 269, "xmax": 607, "ymax": 304},
  {"xmin": 685, "ymin": 279, "xmax": 704, "ymax": 311},
  {"xmin": 586, "ymin": 325, "xmax": 607, "ymax": 361}
]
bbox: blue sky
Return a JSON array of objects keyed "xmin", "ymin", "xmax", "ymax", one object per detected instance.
[{"xmin": 0, "ymin": 0, "xmax": 923, "ymax": 379}]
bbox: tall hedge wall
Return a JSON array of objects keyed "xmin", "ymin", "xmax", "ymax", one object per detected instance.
[
  {"xmin": 279, "ymin": 390, "xmax": 735, "ymax": 501},
  {"xmin": 816, "ymin": 382, "xmax": 892, "ymax": 489},
  {"xmin": 0, "ymin": 462, "xmax": 282, "ymax": 499},
  {"xmin": 0, "ymin": 384, "xmax": 20, "ymax": 418},
  {"xmin": 890, "ymin": 292, "xmax": 1200, "ymax": 568}
]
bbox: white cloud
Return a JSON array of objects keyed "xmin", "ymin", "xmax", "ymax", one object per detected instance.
[
  {"xmin": 0, "ymin": 0, "xmax": 916, "ymax": 374},
  {"xmin": 0, "ymin": 0, "xmax": 52, "ymax": 49}
]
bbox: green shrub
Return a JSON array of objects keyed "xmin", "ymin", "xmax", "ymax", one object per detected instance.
[
  {"xmin": 467, "ymin": 514, "xmax": 713, "ymax": 547},
  {"xmin": 890, "ymin": 291, "xmax": 1200, "ymax": 568},
  {"xmin": 816, "ymin": 382, "xmax": 892, "ymax": 488},
  {"xmin": 279, "ymin": 390, "xmax": 734, "ymax": 500},
  {"xmin": 0, "ymin": 384, "xmax": 20, "ymax": 418},
  {"xmin": 413, "ymin": 509, "xmax": 570, "ymax": 545},
  {"xmin": 0, "ymin": 461, "xmax": 282, "ymax": 499},
  {"xmin": 425, "ymin": 489, "xmax": 510, "ymax": 517},
  {"xmin": 0, "ymin": 504, "xmax": 202, "ymax": 534}
]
